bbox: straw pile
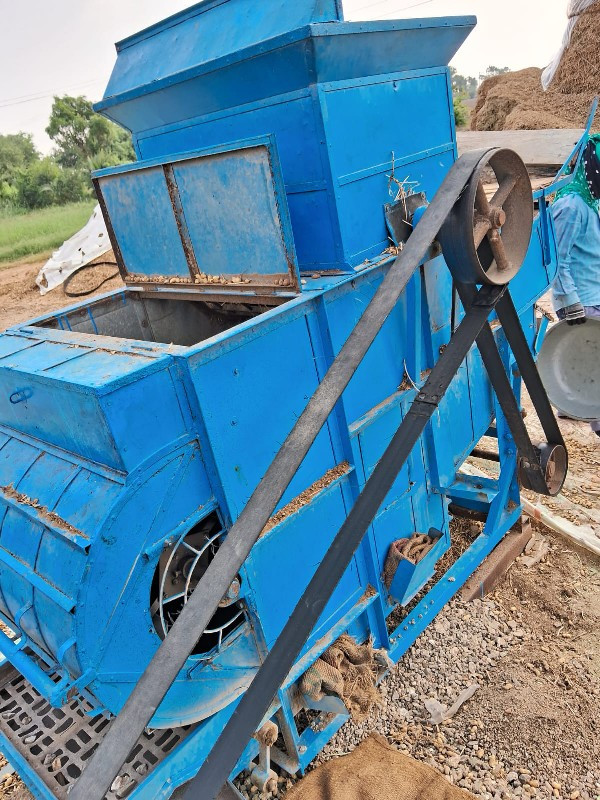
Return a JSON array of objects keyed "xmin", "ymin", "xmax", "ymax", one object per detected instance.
[
  {"xmin": 551, "ymin": 3, "xmax": 600, "ymax": 94},
  {"xmin": 472, "ymin": 5, "xmax": 600, "ymax": 131}
]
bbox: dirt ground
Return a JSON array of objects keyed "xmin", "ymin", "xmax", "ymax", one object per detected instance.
[
  {"xmin": 0, "ymin": 259, "xmax": 123, "ymax": 332},
  {"xmin": 0, "ymin": 261, "xmax": 598, "ymax": 799},
  {"xmin": 479, "ymin": 526, "xmax": 600, "ymax": 793}
]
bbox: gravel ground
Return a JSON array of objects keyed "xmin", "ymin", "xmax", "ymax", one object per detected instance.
[{"xmin": 236, "ymin": 531, "xmax": 600, "ymax": 800}]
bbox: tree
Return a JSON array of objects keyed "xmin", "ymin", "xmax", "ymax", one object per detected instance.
[
  {"xmin": 453, "ymin": 97, "xmax": 469, "ymax": 128},
  {"xmin": 479, "ymin": 65, "xmax": 510, "ymax": 81},
  {"xmin": 15, "ymin": 158, "xmax": 61, "ymax": 209},
  {"xmin": 449, "ymin": 67, "xmax": 478, "ymax": 100},
  {"xmin": 46, "ymin": 95, "xmax": 134, "ymax": 170},
  {"xmin": 0, "ymin": 133, "xmax": 39, "ymax": 188},
  {"xmin": 15, "ymin": 157, "xmax": 89, "ymax": 209}
]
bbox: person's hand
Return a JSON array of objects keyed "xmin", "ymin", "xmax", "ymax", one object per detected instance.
[{"xmin": 557, "ymin": 303, "xmax": 587, "ymax": 326}]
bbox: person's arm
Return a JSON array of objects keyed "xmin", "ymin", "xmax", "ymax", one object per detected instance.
[{"xmin": 551, "ymin": 198, "xmax": 586, "ymax": 323}]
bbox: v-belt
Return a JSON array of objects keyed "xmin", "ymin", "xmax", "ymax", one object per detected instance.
[{"xmin": 69, "ymin": 149, "xmax": 567, "ymax": 800}]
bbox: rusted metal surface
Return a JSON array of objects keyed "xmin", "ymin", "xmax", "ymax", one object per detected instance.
[
  {"xmin": 439, "ymin": 149, "xmax": 533, "ymax": 286},
  {"xmin": 448, "ymin": 503, "xmax": 488, "ymax": 523},
  {"xmin": 461, "ymin": 516, "xmax": 533, "ymax": 601},
  {"xmin": 163, "ymin": 164, "xmax": 200, "ymax": 279}
]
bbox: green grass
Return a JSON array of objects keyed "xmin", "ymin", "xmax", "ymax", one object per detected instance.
[{"xmin": 0, "ymin": 201, "xmax": 96, "ymax": 265}]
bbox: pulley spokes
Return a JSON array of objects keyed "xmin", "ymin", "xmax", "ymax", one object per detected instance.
[{"xmin": 440, "ymin": 148, "xmax": 533, "ymax": 285}]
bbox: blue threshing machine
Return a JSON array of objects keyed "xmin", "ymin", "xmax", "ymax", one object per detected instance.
[{"xmin": 0, "ymin": 1, "xmax": 575, "ymax": 798}]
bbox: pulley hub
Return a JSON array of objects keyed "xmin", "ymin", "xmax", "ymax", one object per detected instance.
[{"xmin": 439, "ymin": 148, "xmax": 533, "ymax": 285}]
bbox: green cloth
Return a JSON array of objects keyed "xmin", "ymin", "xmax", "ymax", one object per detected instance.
[{"xmin": 555, "ymin": 134, "xmax": 600, "ymax": 213}]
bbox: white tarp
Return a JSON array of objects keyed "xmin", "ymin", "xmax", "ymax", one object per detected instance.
[
  {"xmin": 541, "ymin": 0, "xmax": 599, "ymax": 90},
  {"xmin": 36, "ymin": 205, "xmax": 111, "ymax": 295}
]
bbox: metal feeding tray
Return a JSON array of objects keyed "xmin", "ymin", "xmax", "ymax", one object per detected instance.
[{"xmin": 93, "ymin": 136, "xmax": 300, "ymax": 303}]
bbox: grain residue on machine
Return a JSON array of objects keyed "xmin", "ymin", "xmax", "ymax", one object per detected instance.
[{"xmin": 0, "ymin": 484, "xmax": 84, "ymax": 538}]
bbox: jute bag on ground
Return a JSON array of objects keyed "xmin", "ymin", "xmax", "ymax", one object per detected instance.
[{"xmin": 285, "ymin": 735, "xmax": 475, "ymax": 800}]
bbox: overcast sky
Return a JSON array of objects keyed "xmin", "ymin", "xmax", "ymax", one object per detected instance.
[{"xmin": 0, "ymin": 0, "xmax": 569, "ymax": 153}]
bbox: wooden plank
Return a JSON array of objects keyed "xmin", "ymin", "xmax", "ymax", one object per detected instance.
[{"xmin": 457, "ymin": 129, "xmax": 584, "ymax": 168}]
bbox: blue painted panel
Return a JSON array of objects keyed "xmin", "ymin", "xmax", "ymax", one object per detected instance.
[
  {"xmin": 0, "ymin": 371, "xmax": 117, "ymax": 470},
  {"xmin": 190, "ymin": 312, "xmax": 337, "ymax": 519},
  {"xmin": 0, "ymin": 340, "xmax": 86, "ymax": 372},
  {"xmin": 173, "ymin": 148, "xmax": 291, "ymax": 278},
  {"xmin": 322, "ymin": 73, "xmax": 453, "ymax": 183},
  {"xmin": 466, "ymin": 348, "xmax": 494, "ymax": 443},
  {"xmin": 137, "ymin": 96, "xmax": 339, "ymax": 271},
  {"xmin": 101, "ymin": 0, "xmax": 341, "ymax": 103},
  {"xmin": 357, "ymin": 405, "xmax": 411, "ymax": 515},
  {"xmin": 101, "ymin": 42, "xmax": 313, "ymax": 134},
  {"xmin": 0, "ymin": 442, "xmax": 121, "ymax": 678},
  {"xmin": 53, "ymin": 469, "xmax": 122, "ymax": 539},
  {"xmin": 337, "ymin": 151, "xmax": 455, "ymax": 265},
  {"xmin": 0, "ymin": 437, "xmax": 40, "ymax": 488},
  {"xmin": 96, "ymin": 139, "xmax": 300, "ymax": 289},
  {"xmin": 45, "ymin": 348, "xmax": 163, "ymax": 388},
  {"xmin": 423, "ymin": 255, "xmax": 453, "ymax": 357},
  {"xmin": 29, "ymin": 595, "xmax": 79, "ymax": 676},
  {"xmin": 287, "ymin": 190, "xmax": 340, "ymax": 268},
  {"xmin": 0, "ymin": 335, "xmax": 38, "ymax": 360},
  {"xmin": 367, "ymin": 496, "xmax": 415, "ymax": 584},
  {"xmin": 101, "ymin": 368, "xmax": 190, "ymax": 473},
  {"xmin": 0, "ymin": 558, "xmax": 46, "ymax": 651},
  {"xmin": 321, "ymin": 73, "xmax": 454, "ymax": 265},
  {"xmin": 99, "ymin": 168, "xmax": 190, "ymax": 278},
  {"xmin": 246, "ymin": 482, "xmax": 361, "ymax": 649},
  {"xmin": 136, "ymin": 94, "xmax": 324, "ymax": 187},
  {"xmin": 429, "ymin": 363, "xmax": 474, "ymax": 487},
  {"xmin": 325, "ymin": 274, "xmax": 407, "ymax": 422},
  {"xmin": 312, "ymin": 22, "xmax": 476, "ymax": 84}
]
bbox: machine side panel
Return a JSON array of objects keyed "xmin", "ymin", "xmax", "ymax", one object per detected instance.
[
  {"xmin": 0, "ymin": 434, "xmax": 123, "ymax": 678},
  {"xmin": 188, "ymin": 311, "xmax": 338, "ymax": 520},
  {"xmin": 136, "ymin": 92, "xmax": 340, "ymax": 270},
  {"xmin": 324, "ymin": 273, "xmax": 408, "ymax": 423},
  {"xmin": 320, "ymin": 70, "xmax": 456, "ymax": 266},
  {"xmin": 245, "ymin": 479, "xmax": 362, "ymax": 650}
]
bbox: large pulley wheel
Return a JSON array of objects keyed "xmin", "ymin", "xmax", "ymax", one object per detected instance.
[{"xmin": 439, "ymin": 148, "xmax": 533, "ymax": 285}]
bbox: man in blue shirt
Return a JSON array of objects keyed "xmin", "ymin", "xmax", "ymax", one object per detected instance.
[{"xmin": 552, "ymin": 133, "xmax": 600, "ymax": 436}]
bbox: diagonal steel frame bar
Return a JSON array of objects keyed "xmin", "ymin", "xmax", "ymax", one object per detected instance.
[
  {"xmin": 70, "ymin": 148, "xmax": 498, "ymax": 800},
  {"xmin": 495, "ymin": 291, "xmax": 565, "ymax": 450},
  {"xmin": 455, "ymin": 283, "xmax": 551, "ymax": 495},
  {"xmin": 186, "ymin": 283, "xmax": 507, "ymax": 799}
]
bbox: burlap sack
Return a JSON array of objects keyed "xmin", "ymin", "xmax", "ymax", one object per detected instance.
[{"xmin": 285, "ymin": 735, "xmax": 475, "ymax": 800}]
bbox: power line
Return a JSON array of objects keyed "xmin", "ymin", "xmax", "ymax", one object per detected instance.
[
  {"xmin": 0, "ymin": 78, "xmax": 105, "ymax": 110},
  {"xmin": 353, "ymin": 0, "xmax": 435, "ymax": 14}
]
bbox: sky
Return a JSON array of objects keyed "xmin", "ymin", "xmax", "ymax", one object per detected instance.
[{"xmin": 0, "ymin": 0, "xmax": 570, "ymax": 154}]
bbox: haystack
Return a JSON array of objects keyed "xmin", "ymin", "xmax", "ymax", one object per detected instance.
[
  {"xmin": 471, "ymin": 69, "xmax": 595, "ymax": 131},
  {"xmin": 551, "ymin": 3, "xmax": 600, "ymax": 94},
  {"xmin": 471, "ymin": 4, "xmax": 600, "ymax": 131}
]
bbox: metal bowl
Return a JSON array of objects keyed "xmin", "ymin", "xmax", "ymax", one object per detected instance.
[{"xmin": 538, "ymin": 318, "xmax": 600, "ymax": 421}]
